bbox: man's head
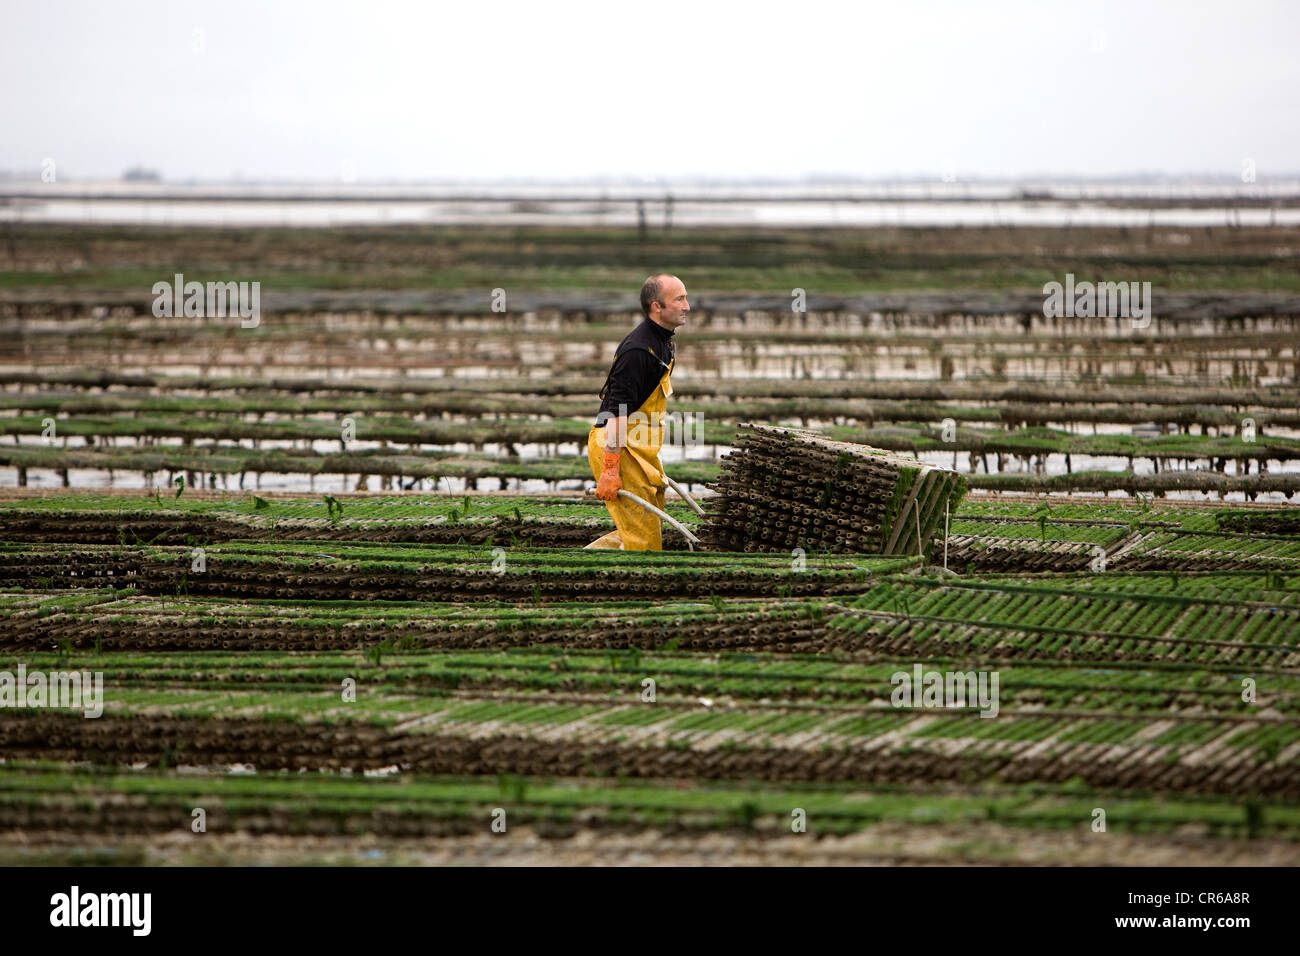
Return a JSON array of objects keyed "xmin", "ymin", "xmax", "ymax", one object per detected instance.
[{"xmin": 640, "ymin": 274, "xmax": 689, "ymax": 331}]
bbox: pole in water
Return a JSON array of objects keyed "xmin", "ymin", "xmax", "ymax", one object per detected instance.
[{"xmin": 943, "ymin": 498, "xmax": 950, "ymax": 571}]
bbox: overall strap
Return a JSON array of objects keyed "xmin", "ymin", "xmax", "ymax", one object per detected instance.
[{"xmin": 598, "ymin": 340, "xmax": 671, "ymax": 400}]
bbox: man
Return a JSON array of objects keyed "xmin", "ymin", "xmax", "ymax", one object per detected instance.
[{"xmin": 585, "ymin": 274, "xmax": 690, "ymax": 550}]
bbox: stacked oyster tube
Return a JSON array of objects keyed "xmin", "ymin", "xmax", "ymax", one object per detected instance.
[{"xmin": 699, "ymin": 424, "xmax": 967, "ymax": 555}]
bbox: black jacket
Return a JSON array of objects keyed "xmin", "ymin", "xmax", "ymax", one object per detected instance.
[{"xmin": 593, "ymin": 318, "xmax": 675, "ymax": 426}]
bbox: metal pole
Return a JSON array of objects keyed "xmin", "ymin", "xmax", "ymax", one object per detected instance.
[
  {"xmin": 587, "ymin": 488, "xmax": 701, "ymax": 550},
  {"xmin": 664, "ymin": 473, "xmax": 705, "ymax": 516}
]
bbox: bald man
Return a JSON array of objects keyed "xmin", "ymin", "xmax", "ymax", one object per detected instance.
[{"xmin": 585, "ymin": 274, "xmax": 690, "ymax": 550}]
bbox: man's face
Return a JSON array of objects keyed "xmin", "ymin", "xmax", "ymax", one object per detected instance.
[{"xmin": 652, "ymin": 277, "xmax": 690, "ymax": 330}]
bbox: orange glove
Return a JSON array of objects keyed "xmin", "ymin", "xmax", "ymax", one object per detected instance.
[{"xmin": 595, "ymin": 450, "xmax": 623, "ymax": 501}]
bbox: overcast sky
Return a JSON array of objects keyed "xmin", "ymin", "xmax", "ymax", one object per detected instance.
[{"xmin": 2, "ymin": 0, "xmax": 1297, "ymax": 182}]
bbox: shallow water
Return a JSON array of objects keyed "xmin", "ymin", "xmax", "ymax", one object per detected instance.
[{"xmin": 6, "ymin": 181, "xmax": 1300, "ymax": 228}]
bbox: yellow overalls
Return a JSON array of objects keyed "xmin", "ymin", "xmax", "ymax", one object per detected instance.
[{"xmin": 585, "ymin": 357, "xmax": 674, "ymax": 551}]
